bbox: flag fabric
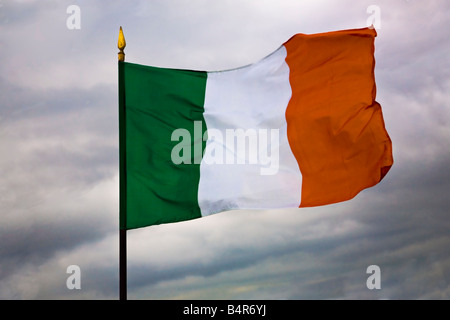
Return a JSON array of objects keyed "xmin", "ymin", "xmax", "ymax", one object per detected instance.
[{"xmin": 119, "ymin": 27, "xmax": 393, "ymax": 230}]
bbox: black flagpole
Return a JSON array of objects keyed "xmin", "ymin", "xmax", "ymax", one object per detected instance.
[
  {"xmin": 119, "ymin": 229, "xmax": 127, "ymax": 300},
  {"xmin": 118, "ymin": 26, "xmax": 127, "ymax": 301}
]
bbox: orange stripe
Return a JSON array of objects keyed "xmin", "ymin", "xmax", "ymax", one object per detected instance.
[{"xmin": 284, "ymin": 28, "xmax": 393, "ymax": 207}]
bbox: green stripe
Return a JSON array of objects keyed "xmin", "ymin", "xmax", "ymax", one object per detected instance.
[
  {"xmin": 118, "ymin": 61, "xmax": 126, "ymax": 230},
  {"xmin": 122, "ymin": 62, "xmax": 207, "ymax": 229}
]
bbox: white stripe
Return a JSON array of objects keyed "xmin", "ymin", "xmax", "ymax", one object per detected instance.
[{"xmin": 198, "ymin": 46, "xmax": 302, "ymax": 216}]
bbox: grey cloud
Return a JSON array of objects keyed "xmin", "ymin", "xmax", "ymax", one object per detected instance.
[{"xmin": 0, "ymin": 0, "xmax": 449, "ymax": 300}]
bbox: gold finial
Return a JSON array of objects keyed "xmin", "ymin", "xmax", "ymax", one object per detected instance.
[{"xmin": 118, "ymin": 26, "xmax": 126, "ymax": 61}]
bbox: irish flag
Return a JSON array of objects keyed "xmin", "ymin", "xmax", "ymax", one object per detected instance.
[{"xmin": 119, "ymin": 27, "xmax": 393, "ymax": 230}]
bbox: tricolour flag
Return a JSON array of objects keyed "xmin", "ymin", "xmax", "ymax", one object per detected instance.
[{"xmin": 119, "ymin": 27, "xmax": 393, "ymax": 230}]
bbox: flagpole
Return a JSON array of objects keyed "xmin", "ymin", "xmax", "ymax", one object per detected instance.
[{"xmin": 118, "ymin": 26, "xmax": 127, "ymax": 301}]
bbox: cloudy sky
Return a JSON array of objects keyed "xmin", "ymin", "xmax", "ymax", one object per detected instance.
[{"xmin": 0, "ymin": 0, "xmax": 449, "ymax": 300}]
